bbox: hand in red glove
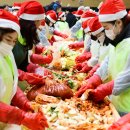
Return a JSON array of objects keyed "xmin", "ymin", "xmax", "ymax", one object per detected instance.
[
  {"xmin": 75, "ymin": 74, "xmax": 102, "ymax": 97},
  {"xmin": 53, "ymin": 30, "xmax": 68, "ymax": 39},
  {"xmin": 69, "ymin": 41, "xmax": 84, "ymax": 49},
  {"xmin": 27, "ymin": 63, "xmax": 39, "ymax": 73},
  {"xmin": 74, "ymin": 62, "xmax": 92, "ymax": 73},
  {"xmin": 80, "ymin": 62, "xmax": 92, "ymax": 73},
  {"xmin": 75, "ymin": 51, "xmax": 91, "ymax": 63},
  {"xmin": 85, "ymin": 64, "xmax": 100, "ymax": 80},
  {"xmin": 30, "ymin": 53, "xmax": 53, "ymax": 65},
  {"xmin": 88, "ymin": 80, "xmax": 114, "ymax": 102},
  {"xmin": 0, "ymin": 102, "xmax": 48, "ymax": 130},
  {"xmin": 108, "ymin": 113, "xmax": 130, "ymax": 130},
  {"xmin": 18, "ymin": 69, "xmax": 45, "ymax": 85},
  {"xmin": 11, "ymin": 87, "xmax": 33, "ymax": 112},
  {"xmin": 35, "ymin": 45, "xmax": 45, "ymax": 54}
]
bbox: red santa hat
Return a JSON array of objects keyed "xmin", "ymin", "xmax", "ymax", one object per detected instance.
[
  {"xmin": 12, "ymin": 2, "xmax": 21, "ymax": 10},
  {"xmin": 99, "ymin": 0, "xmax": 127, "ymax": 22},
  {"xmin": 81, "ymin": 10, "xmax": 98, "ymax": 22},
  {"xmin": 84, "ymin": 6, "xmax": 90, "ymax": 11},
  {"xmin": 75, "ymin": 10, "xmax": 84, "ymax": 17},
  {"xmin": 0, "ymin": 9, "xmax": 20, "ymax": 35},
  {"xmin": 78, "ymin": 6, "xmax": 85, "ymax": 11},
  {"xmin": 72, "ymin": 11, "xmax": 76, "ymax": 15},
  {"xmin": 58, "ymin": 12, "xmax": 65, "ymax": 18},
  {"xmin": 88, "ymin": 17, "xmax": 104, "ymax": 36},
  {"xmin": 82, "ymin": 18, "xmax": 91, "ymax": 33},
  {"xmin": 18, "ymin": 1, "xmax": 45, "ymax": 21},
  {"xmin": 46, "ymin": 12, "xmax": 57, "ymax": 23},
  {"xmin": 46, "ymin": 10, "xmax": 56, "ymax": 15}
]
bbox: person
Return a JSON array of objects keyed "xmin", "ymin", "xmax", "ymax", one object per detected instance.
[
  {"xmin": 11, "ymin": 2, "xmax": 21, "ymax": 16},
  {"xmin": 65, "ymin": 8, "xmax": 77, "ymax": 28},
  {"xmin": 70, "ymin": 10, "xmax": 97, "ymax": 42},
  {"xmin": 75, "ymin": 0, "xmax": 130, "ymax": 116},
  {"xmin": 74, "ymin": 16, "xmax": 113, "ymax": 74},
  {"xmin": 70, "ymin": 9, "xmax": 84, "ymax": 41},
  {"xmin": 37, "ymin": 19, "xmax": 51, "ymax": 47},
  {"xmin": 0, "ymin": 9, "xmax": 48, "ymax": 130},
  {"xmin": 54, "ymin": 12, "xmax": 69, "ymax": 33},
  {"xmin": 12, "ymin": 1, "xmax": 45, "ymax": 71},
  {"xmin": 45, "ymin": 11, "xmax": 68, "ymax": 44}
]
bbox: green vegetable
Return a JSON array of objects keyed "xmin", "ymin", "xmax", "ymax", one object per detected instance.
[{"xmin": 67, "ymin": 79, "xmax": 74, "ymax": 89}]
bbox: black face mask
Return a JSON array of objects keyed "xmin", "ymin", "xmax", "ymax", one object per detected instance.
[{"xmin": 91, "ymin": 35, "xmax": 97, "ymax": 41}]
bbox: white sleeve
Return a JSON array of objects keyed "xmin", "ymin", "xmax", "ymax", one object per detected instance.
[
  {"xmin": 113, "ymin": 55, "xmax": 130, "ymax": 95},
  {"xmin": 95, "ymin": 56, "xmax": 109, "ymax": 81},
  {"xmin": 70, "ymin": 20, "xmax": 82, "ymax": 34},
  {"xmin": 0, "ymin": 76, "xmax": 6, "ymax": 100},
  {"xmin": 54, "ymin": 22, "xmax": 60, "ymax": 32}
]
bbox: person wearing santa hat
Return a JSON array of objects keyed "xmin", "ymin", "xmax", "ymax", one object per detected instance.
[
  {"xmin": 12, "ymin": 1, "xmax": 53, "ymax": 72},
  {"xmin": 0, "ymin": 9, "xmax": 48, "ymax": 130},
  {"xmin": 12, "ymin": 2, "xmax": 21, "ymax": 16},
  {"xmin": 74, "ymin": 16, "xmax": 113, "ymax": 80},
  {"xmin": 70, "ymin": 10, "xmax": 97, "ymax": 42},
  {"xmin": 76, "ymin": 0, "xmax": 130, "ymax": 117},
  {"xmin": 54, "ymin": 11, "xmax": 69, "ymax": 33},
  {"xmin": 45, "ymin": 11, "xmax": 69, "ymax": 44}
]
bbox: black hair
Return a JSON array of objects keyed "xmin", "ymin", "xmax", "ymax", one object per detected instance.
[
  {"xmin": 0, "ymin": 28, "xmax": 16, "ymax": 42},
  {"xmin": 45, "ymin": 17, "xmax": 55, "ymax": 27},
  {"xmin": 19, "ymin": 19, "xmax": 39, "ymax": 50}
]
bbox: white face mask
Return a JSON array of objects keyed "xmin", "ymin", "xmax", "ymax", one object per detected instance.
[
  {"xmin": 62, "ymin": 16, "xmax": 66, "ymax": 21},
  {"xmin": 105, "ymin": 23, "xmax": 117, "ymax": 40},
  {"xmin": 0, "ymin": 41, "xmax": 13, "ymax": 56},
  {"xmin": 98, "ymin": 34, "xmax": 105, "ymax": 44}
]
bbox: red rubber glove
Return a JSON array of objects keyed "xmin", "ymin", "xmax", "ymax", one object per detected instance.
[
  {"xmin": 69, "ymin": 41, "xmax": 84, "ymax": 49},
  {"xmin": 89, "ymin": 80, "xmax": 114, "ymax": 102},
  {"xmin": 18, "ymin": 69, "xmax": 45, "ymax": 85},
  {"xmin": 75, "ymin": 74, "xmax": 102, "ymax": 97},
  {"xmin": 35, "ymin": 45, "xmax": 45, "ymax": 54},
  {"xmin": 75, "ymin": 51, "xmax": 91, "ymax": 63},
  {"xmin": 74, "ymin": 63, "xmax": 83, "ymax": 71},
  {"xmin": 0, "ymin": 102, "xmax": 48, "ymax": 130},
  {"xmin": 53, "ymin": 30, "xmax": 68, "ymax": 39},
  {"xmin": 30, "ymin": 53, "xmax": 53, "ymax": 65},
  {"xmin": 11, "ymin": 87, "xmax": 32, "ymax": 112},
  {"xmin": 79, "ymin": 62, "xmax": 92, "ymax": 73},
  {"xmin": 85, "ymin": 64, "xmax": 100, "ymax": 80},
  {"xmin": 108, "ymin": 113, "xmax": 130, "ymax": 130},
  {"xmin": 27, "ymin": 63, "xmax": 40, "ymax": 73},
  {"xmin": 74, "ymin": 62, "xmax": 92, "ymax": 73}
]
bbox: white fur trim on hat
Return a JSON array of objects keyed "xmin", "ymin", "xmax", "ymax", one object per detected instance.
[
  {"xmin": 74, "ymin": 14, "xmax": 81, "ymax": 17},
  {"xmin": 99, "ymin": 10, "xmax": 127, "ymax": 22},
  {"xmin": 92, "ymin": 27, "xmax": 104, "ymax": 36},
  {"xmin": 84, "ymin": 26, "xmax": 90, "ymax": 33},
  {"xmin": 81, "ymin": 17, "xmax": 93, "ymax": 22},
  {"xmin": 12, "ymin": 6, "xmax": 20, "ymax": 10},
  {"xmin": 59, "ymin": 12, "xmax": 65, "ymax": 18},
  {"xmin": 19, "ymin": 13, "xmax": 45, "ymax": 21},
  {"xmin": 46, "ymin": 15, "xmax": 56, "ymax": 23},
  {"xmin": 0, "ymin": 19, "xmax": 20, "ymax": 35}
]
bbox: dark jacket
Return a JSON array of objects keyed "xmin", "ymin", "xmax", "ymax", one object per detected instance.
[{"xmin": 12, "ymin": 39, "xmax": 29, "ymax": 71}]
